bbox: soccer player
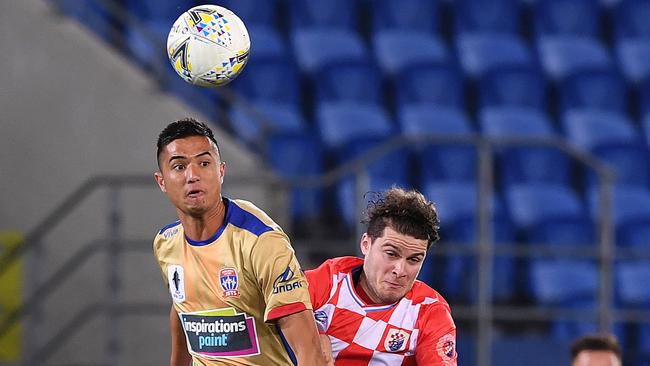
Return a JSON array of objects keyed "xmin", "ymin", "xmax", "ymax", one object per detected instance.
[
  {"xmin": 306, "ymin": 188, "xmax": 457, "ymax": 365},
  {"xmin": 571, "ymin": 334, "xmax": 622, "ymax": 366},
  {"xmin": 152, "ymin": 118, "xmax": 326, "ymax": 366}
]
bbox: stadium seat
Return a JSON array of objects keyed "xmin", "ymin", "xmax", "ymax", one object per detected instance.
[
  {"xmin": 229, "ymin": 101, "xmax": 306, "ymax": 146},
  {"xmin": 124, "ymin": 20, "xmax": 170, "ymax": 71},
  {"xmin": 491, "ymin": 337, "xmax": 571, "ymax": 366},
  {"xmin": 560, "ymin": 69, "xmax": 627, "ymax": 113},
  {"xmin": 266, "ymin": 132, "xmax": 324, "ymax": 227},
  {"xmin": 588, "ymin": 185, "xmax": 650, "ymax": 247},
  {"xmin": 314, "ymin": 61, "xmax": 383, "ymax": 104},
  {"xmin": 422, "ymin": 182, "xmax": 516, "ymax": 303},
  {"xmin": 562, "ymin": 109, "xmax": 649, "ymax": 187},
  {"xmin": 316, "ymin": 102, "xmax": 393, "ymax": 150},
  {"xmin": 529, "ymin": 258, "xmax": 598, "ymax": 305},
  {"xmin": 232, "ymin": 59, "xmax": 300, "ymax": 105},
  {"xmin": 533, "ymin": 0, "xmax": 601, "ymax": 37},
  {"xmin": 454, "ymin": 0, "xmax": 520, "ymax": 34},
  {"xmin": 614, "ymin": 0, "xmax": 650, "ymax": 82},
  {"xmin": 616, "ymin": 38, "xmax": 650, "ymax": 83},
  {"xmin": 291, "ymin": 29, "xmax": 367, "ymax": 74},
  {"xmin": 398, "ymin": 104, "xmax": 477, "ymax": 183},
  {"xmin": 288, "ymin": 0, "xmax": 358, "ymax": 30},
  {"xmin": 125, "ymin": 0, "xmax": 189, "ymax": 23},
  {"xmin": 616, "ymin": 260, "xmax": 650, "ymax": 306},
  {"xmin": 245, "ymin": 25, "xmax": 287, "ymax": 61},
  {"xmin": 394, "ymin": 64, "xmax": 464, "ymax": 109},
  {"xmin": 456, "ymin": 33, "xmax": 533, "ymax": 78},
  {"xmin": 479, "ymin": 107, "xmax": 571, "ymax": 185},
  {"xmin": 478, "ymin": 66, "xmax": 547, "ymax": 109},
  {"xmin": 373, "ymin": 30, "xmax": 449, "ymax": 76},
  {"xmin": 371, "ymin": 0, "xmax": 439, "ymax": 33},
  {"xmin": 217, "ymin": 0, "xmax": 277, "ymax": 27},
  {"xmin": 537, "ymin": 36, "xmax": 612, "ymax": 81}
]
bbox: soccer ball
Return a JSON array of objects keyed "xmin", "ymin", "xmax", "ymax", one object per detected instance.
[{"xmin": 167, "ymin": 5, "xmax": 250, "ymax": 87}]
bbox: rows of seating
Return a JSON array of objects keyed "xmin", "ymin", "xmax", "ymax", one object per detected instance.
[{"xmin": 55, "ymin": 0, "xmax": 650, "ymax": 363}]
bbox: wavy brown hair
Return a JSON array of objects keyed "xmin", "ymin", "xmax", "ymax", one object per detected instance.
[{"xmin": 362, "ymin": 187, "xmax": 440, "ymax": 249}]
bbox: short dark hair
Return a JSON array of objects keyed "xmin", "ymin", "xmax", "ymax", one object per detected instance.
[
  {"xmin": 571, "ymin": 334, "xmax": 622, "ymax": 362},
  {"xmin": 156, "ymin": 118, "xmax": 221, "ymax": 168},
  {"xmin": 363, "ymin": 187, "xmax": 440, "ymax": 249}
]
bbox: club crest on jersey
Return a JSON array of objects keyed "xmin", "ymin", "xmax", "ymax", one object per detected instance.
[
  {"xmin": 384, "ymin": 328, "xmax": 410, "ymax": 353},
  {"xmin": 436, "ymin": 333, "xmax": 456, "ymax": 361},
  {"xmin": 220, "ymin": 267, "xmax": 240, "ymax": 298},
  {"xmin": 168, "ymin": 265, "xmax": 185, "ymax": 302}
]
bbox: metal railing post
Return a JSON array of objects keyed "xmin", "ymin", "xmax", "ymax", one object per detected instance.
[
  {"xmin": 106, "ymin": 185, "xmax": 123, "ymax": 366},
  {"xmin": 25, "ymin": 239, "xmax": 44, "ymax": 366},
  {"xmin": 597, "ymin": 178, "xmax": 615, "ymax": 333},
  {"xmin": 476, "ymin": 140, "xmax": 494, "ymax": 366},
  {"xmin": 355, "ymin": 171, "xmax": 370, "ymax": 256}
]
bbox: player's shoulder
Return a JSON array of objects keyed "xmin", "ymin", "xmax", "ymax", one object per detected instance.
[
  {"xmin": 407, "ymin": 280, "xmax": 451, "ymax": 309},
  {"xmin": 227, "ymin": 198, "xmax": 283, "ymax": 237},
  {"xmin": 153, "ymin": 220, "xmax": 182, "ymax": 253},
  {"xmin": 312, "ymin": 256, "xmax": 363, "ymax": 275}
]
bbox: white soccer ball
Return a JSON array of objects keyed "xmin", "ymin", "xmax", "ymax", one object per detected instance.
[{"xmin": 167, "ymin": 5, "xmax": 250, "ymax": 87}]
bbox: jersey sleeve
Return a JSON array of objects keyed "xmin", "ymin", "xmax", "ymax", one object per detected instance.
[
  {"xmin": 248, "ymin": 230, "xmax": 312, "ymax": 322},
  {"xmin": 305, "ymin": 259, "xmax": 335, "ymax": 309},
  {"xmin": 415, "ymin": 303, "xmax": 457, "ymax": 365}
]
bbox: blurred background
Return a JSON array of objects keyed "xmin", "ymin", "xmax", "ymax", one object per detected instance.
[{"xmin": 1, "ymin": 0, "xmax": 650, "ymax": 365}]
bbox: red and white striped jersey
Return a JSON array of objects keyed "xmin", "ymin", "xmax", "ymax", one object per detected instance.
[{"xmin": 306, "ymin": 256, "xmax": 457, "ymax": 366}]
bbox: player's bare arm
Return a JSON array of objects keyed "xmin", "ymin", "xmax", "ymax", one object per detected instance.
[
  {"xmin": 276, "ymin": 309, "xmax": 328, "ymax": 366},
  {"xmin": 169, "ymin": 305, "xmax": 191, "ymax": 366}
]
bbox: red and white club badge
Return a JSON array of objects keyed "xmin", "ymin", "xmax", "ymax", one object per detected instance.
[{"xmin": 436, "ymin": 333, "xmax": 456, "ymax": 361}]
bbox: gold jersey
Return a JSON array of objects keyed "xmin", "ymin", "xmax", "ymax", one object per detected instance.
[{"xmin": 153, "ymin": 198, "xmax": 311, "ymax": 366}]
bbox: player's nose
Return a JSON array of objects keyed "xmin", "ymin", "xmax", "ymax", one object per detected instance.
[{"xmin": 186, "ymin": 164, "xmax": 200, "ymax": 183}]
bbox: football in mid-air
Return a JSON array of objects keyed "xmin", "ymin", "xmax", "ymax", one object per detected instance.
[{"xmin": 167, "ymin": 5, "xmax": 250, "ymax": 87}]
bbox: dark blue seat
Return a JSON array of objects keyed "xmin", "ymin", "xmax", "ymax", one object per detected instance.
[
  {"xmin": 266, "ymin": 132, "xmax": 324, "ymax": 225},
  {"xmin": 563, "ymin": 109, "xmax": 649, "ymax": 187},
  {"xmin": 616, "ymin": 260, "xmax": 650, "ymax": 307},
  {"xmin": 395, "ymin": 64, "xmax": 463, "ymax": 108},
  {"xmin": 422, "ymin": 182, "xmax": 516, "ymax": 303},
  {"xmin": 315, "ymin": 61, "xmax": 383, "ymax": 104},
  {"xmin": 614, "ymin": 0, "xmax": 650, "ymax": 83},
  {"xmin": 292, "ymin": 28, "xmax": 367, "ymax": 74},
  {"xmin": 246, "ymin": 25, "xmax": 287, "ymax": 61},
  {"xmin": 232, "ymin": 59, "xmax": 300, "ymax": 105},
  {"xmin": 371, "ymin": 0, "xmax": 439, "ymax": 33},
  {"xmin": 398, "ymin": 104, "xmax": 476, "ymax": 183},
  {"xmin": 616, "ymin": 39, "xmax": 650, "ymax": 83},
  {"xmin": 125, "ymin": 20, "xmax": 170, "ymax": 71},
  {"xmin": 478, "ymin": 66, "xmax": 547, "ymax": 109},
  {"xmin": 529, "ymin": 258, "xmax": 598, "ymax": 305},
  {"xmin": 588, "ymin": 185, "xmax": 650, "ymax": 247},
  {"xmin": 288, "ymin": 0, "xmax": 358, "ymax": 30},
  {"xmin": 533, "ymin": 0, "xmax": 601, "ymax": 37},
  {"xmin": 456, "ymin": 33, "xmax": 533, "ymax": 78},
  {"xmin": 479, "ymin": 107, "xmax": 571, "ymax": 185},
  {"xmin": 229, "ymin": 101, "xmax": 306, "ymax": 145},
  {"xmin": 560, "ymin": 69, "xmax": 627, "ymax": 113},
  {"xmin": 373, "ymin": 30, "xmax": 449, "ymax": 76},
  {"xmin": 538, "ymin": 36, "xmax": 612, "ymax": 81},
  {"xmin": 217, "ymin": 0, "xmax": 277, "ymax": 27},
  {"xmin": 454, "ymin": 0, "xmax": 520, "ymax": 34}
]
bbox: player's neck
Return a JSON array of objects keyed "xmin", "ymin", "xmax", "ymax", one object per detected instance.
[
  {"xmin": 179, "ymin": 197, "xmax": 227, "ymax": 242},
  {"xmin": 357, "ymin": 272, "xmax": 385, "ymax": 305}
]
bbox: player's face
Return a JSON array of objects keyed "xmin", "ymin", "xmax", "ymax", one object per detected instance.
[
  {"xmin": 572, "ymin": 351, "xmax": 621, "ymax": 366},
  {"xmin": 360, "ymin": 226, "xmax": 428, "ymax": 304},
  {"xmin": 154, "ymin": 135, "xmax": 225, "ymax": 217}
]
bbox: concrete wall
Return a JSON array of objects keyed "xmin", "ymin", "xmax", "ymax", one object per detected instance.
[{"xmin": 0, "ymin": 1, "xmax": 281, "ymax": 364}]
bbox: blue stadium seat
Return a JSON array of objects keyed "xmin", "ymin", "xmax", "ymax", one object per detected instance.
[
  {"xmin": 246, "ymin": 25, "xmax": 287, "ymax": 61},
  {"xmin": 537, "ymin": 36, "xmax": 612, "ymax": 80},
  {"xmin": 124, "ymin": 20, "xmax": 170, "ymax": 71},
  {"xmin": 616, "ymin": 261, "xmax": 650, "ymax": 307},
  {"xmin": 491, "ymin": 337, "xmax": 571, "ymax": 366},
  {"xmin": 615, "ymin": 0, "xmax": 650, "ymax": 38},
  {"xmin": 616, "ymin": 38, "xmax": 650, "ymax": 83},
  {"xmin": 58, "ymin": 0, "xmax": 117, "ymax": 42},
  {"xmin": 217, "ymin": 0, "xmax": 277, "ymax": 27},
  {"xmin": 125, "ymin": 0, "xmax": 190, "ymax": 23},
  {"xmin": 529, "ymin": 259, "xmax": 598, "ymax": 305},
  {"xmin": 288, "ymin": 0, "xmax": 358, "ymax": 30},
  {"xmin": 398, "ymin": 104, "xmax": 476, "ymax": 183},
  {"xmin": 478, "ymin": 66, "xmax": 547, "ymax": 109},
  {"xmin": 588, "ymin": 185, "xmax": 650, "ymax": 247},
  {"xmin": 614, "ymin": 0, "xmax": 650, "ymax": 82},
  {"xmin": 229, "ymin": 101, "xmax": 306, "ymax": 145},
  {"xmin": 560, "ymin": 69, "xmax": 627, "ymax": 113},
  {"xmin": 479, "ymin": 107, "xmax": 571, "ymax": 185},
  {"xmin": 315, "ymin": 61, "xmax": 383, "ymax": 104},
  {"xmin": 266, "ymin": 132, "xmax": 324, "ymax": 225},
  {"xmin": 422, "ymin": 182, "xmax": 516, "ymax": 303},
  {"xmin": 316, "ymin": 102, "xmax": 393, "ymax": 150},
  {"xmin": 232, "ymin": 59, "xmax": 300, "ymax": 105},
  {"xmin": 371, "ymin": 0, "xmax": 439, "ymax": 33},
  {"xmin": 454, "ymin": 0, "xmax": 520, "ymax": 34},
  {"xmin": 533, "ymin": 0, "xmax": 601, "ymax": 37},
  {"xmin": 505, "ymin": 183, "xmax": 587, "ymax": 233},
  {"xmin": 373, "ymin": 30, "xmax": 449, "ymax": 76},
  {"xmin": 456, "ymin": 33, "xmax": 533, "ymax": 78},
  {"xmin": 292, "ymin": 29, "xmax": 367, "ymax": 74},
  {"xmin": 563, "ymin": 110, "xmax": 649, "ymax": 187},
  {"xmin": 395, "ymin": 64, "xmax": 464, "ymax": 108}
]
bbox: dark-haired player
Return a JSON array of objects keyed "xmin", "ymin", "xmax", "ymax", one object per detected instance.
[
  {"xmin": 152, "ymin": 118, "xmax": 326, "ymax": 366},
  {"xmin": 306, "ymin": 187, "xmax": 457, "ymax": 365}
]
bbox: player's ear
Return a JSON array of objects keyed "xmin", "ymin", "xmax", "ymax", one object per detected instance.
[
  {"xmin": 360, "ymin": 233, "xmax": 371, "ymax": 256},
  {"xmin": 219, "ymin": 161, "xmax": 226, "ymax": 184},
  {"xmin": 154, "ymin": 171, "xmax": 167, "ymax": 193}
]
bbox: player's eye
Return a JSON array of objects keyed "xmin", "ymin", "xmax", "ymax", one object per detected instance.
[
  {"xmin": 200, "ymin": 161, "xmax": 210, "ymax": 167},
  {"xmin": 385, "ymin": 251, "xmax": 397, "ymax": 258},
  {"xmin": 173, "ymin": 164, "xmax": 185, "ymax": 171},
  {"xmin": 408, "ymin": 257, "xmax": 422, "ymax": 264}
]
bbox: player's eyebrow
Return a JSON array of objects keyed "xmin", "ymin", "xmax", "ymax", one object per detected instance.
[
  {"xmin": 168, "ymin": 151, "xmax": 213, "ymax": 163},
  {"xmin": 383, "ymin": 242, "xmax": 425, "ymax": 258}
]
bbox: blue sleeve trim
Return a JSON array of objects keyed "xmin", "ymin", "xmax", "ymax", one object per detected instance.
[
  {"xmin": 158, "ymin": 220, "xmax": 181, "ymax": 235},
  {"xmin": 275, "ymin": 324, "xmax": 298, "ymax": 366}
]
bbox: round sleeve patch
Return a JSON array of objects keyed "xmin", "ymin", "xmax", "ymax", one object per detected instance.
[{"xmin": 436, "ymin": 333, "xmax": 456, "ymax": 361}]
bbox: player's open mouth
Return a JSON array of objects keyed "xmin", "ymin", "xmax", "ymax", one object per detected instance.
[{"xmin": 187, "ymin": 190, "xmax": 204, "ymax": 198}]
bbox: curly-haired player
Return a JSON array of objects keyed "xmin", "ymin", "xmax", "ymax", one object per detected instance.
[{"xmin": 306, "ymin": 187, "xmax": 457, "ymax": 365}]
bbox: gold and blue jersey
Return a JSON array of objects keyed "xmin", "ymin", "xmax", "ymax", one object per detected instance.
[{"xmin": 153, "ymin": 198, "xmax": 311, "ymax": 366}]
